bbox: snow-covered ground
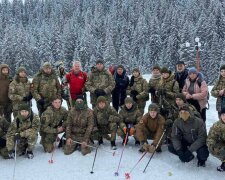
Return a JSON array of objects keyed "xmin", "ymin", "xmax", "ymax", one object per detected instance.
[{"xmin": 0, "ymin": 74, "xmax": 224, "ymax": 180}]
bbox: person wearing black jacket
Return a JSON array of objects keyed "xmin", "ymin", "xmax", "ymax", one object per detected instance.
[
  {"xmin": 112, "ymin": 65, "xmax": 129, "ymax": 111},
  {"xmin": 174, "ymin": 61, "xmax": 188, "ymax": 93}
]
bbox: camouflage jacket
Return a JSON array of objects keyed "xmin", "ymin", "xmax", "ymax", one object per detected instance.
[
  {"xmin": 119, "ymin": 103, "xmax": 142, "ymax": 128},
  {"xmin": 148, "ymin": 74, "xmax": 161, "ymax": 103},
  {"xmin": 137, "ymin": 113, "xmax": 165, "ymax": 146},
  {"xmin": 207, "ymin": 120, "xmax": 225, "ymax": 150},
  {"xmin": 66, "ymin": 106, "xmax": 94, "ymax": 141},
  {"xmin": 127, "ymin": 75, "xmax": 149, "ymax": 101},
  {"xmin": 157, "ymin": 74, "xmax": 179, "ymax": 108},
  {"xmin": 32, "ymin": 70, "xmax": 61, "ymax": 101},
  {"xmin": 6, "ymin": 111, "xmax": 40, "ymax": 138},
  {"xmin": 171, "ymin": 115, "xmax": 207, "ymax": 152},
  {"xmin": 93, "ymin": 104, "xmax": 120, "ymax": 126},
  {"xmin": 8, "ymin": 76, "xmax": 32, "ymax": 111},
  {"xmin": 211, "ymin": 76, "xmax": 225, "ymax": 112},
  {"xmin": 41, "ymin": 106, "xmax": 68, "ymax": 134},
  {"xmin": 0, "ymin": 116, "xmax": 10, "ymax": 139}
]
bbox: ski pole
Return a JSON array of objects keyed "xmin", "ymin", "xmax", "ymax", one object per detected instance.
[
  {"xmin": 90, "ymin": 145, "xmax": 99, "ymax": 174},
  {"xmin": 114, "ymin": 131, "xmax": 129, "ymax": 176},
  {"xmin": 62, "ymin": 138, "xmax": 116, "ymax": 156},
  {"xmin": 125, "ymin": 151, "xmax": 148, "ymax": 179},
  {"xmin": 12, "ymin": 139, "xmax": 18, "ymax": 180},
  {"xmin": 143, "ymin": 129, "xmax": 167, "ymax": 173}
]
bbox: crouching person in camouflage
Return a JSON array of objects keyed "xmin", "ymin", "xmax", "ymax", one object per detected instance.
[
  {"xmin": 64, "ymin": 95, "xmax": 94, "ymax": 155},
  {"xmin": 92, "ymin": 96, "xmax": 120, "ymax": 150},
  {"xmin": 168, "ymin": 105, "xmax": 209, "ymax": 167},
  {"xmin": 117, "ymin": 97, "xmax": 142, "ymax": 145},
  {"xmin": 40, "ymin": 97, "xmax": 68, "ymax": 153},
  {"xmin": 207, "ymin": 109, "xmax": 225, "ymax": 172},
  {"xmin": 136, "ymin": 103, "xmax": 165, "ymax": 153},
  {"xmin": 0, "ymin": 114, "xmax": 10, "ymax": 159},
  {"xmin": 6, "ymin": 104, "xmax": 40, "ymax": 159}
]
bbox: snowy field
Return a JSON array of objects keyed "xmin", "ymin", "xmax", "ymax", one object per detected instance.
[{"xmin": 0, "ymin": 74, "xmax": 224, "ymax": 180}]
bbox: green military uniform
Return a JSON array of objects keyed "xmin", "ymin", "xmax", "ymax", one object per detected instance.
[
  {"xmin": 0, "ymin": 64, "xmax": 12, "ymax": 122},
  {"xmin": 40, "ymin": 106, "xmax": 68, "ymax": 153},
  {"xmin": 85, "ymin": 66, "xmax": 115, "ymax": 108},
  {"xmin": 8, "ymin": 67, "xmax": 32, "ymax": 117},
  {"xmin": 32, "ymin": 62, "xmax": 61, "ymax": 116},
  {"xmin": 127, "ymin": 68, "xmax": 149, "ymax": 115},
  {"xmin": 0, "ymin": 116, "xmax": 10, "ymax": 159},
  {"xmin": 6, "ymin": 106, "xmax": 40, "ymax": 154},
  {"xmin": 207, "ymin": 119, "xmax": 225, "ymax": 161},
  {"xmin": 118, "ymin": 97, "xmax": 142, "ymax": 140},
  {"xmin": 92, "ymin": 96, "xmax": 120, "ymax": 147},
  {"xmin": 64, "ymin": 105, "xmax": 94, "ymax": 155}
]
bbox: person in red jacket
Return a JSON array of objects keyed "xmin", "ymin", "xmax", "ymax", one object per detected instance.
[{"xmin": 65, "ymin": 61, "xmax": 87, "ymax": 107}]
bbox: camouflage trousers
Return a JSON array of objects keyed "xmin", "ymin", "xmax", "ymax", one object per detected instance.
[
  {"xmin": 7, "ymin": 134, "xmax": 38, "ymax": 152},
  {"xmin": 64, "ymin": 136, "xmax": 91, "ymax": 156},
  {"xmin": 137, "ymin": 101, "xmax": 146, "ymax": 116},
  {"xmin": 41, "ymin": 133, "xmax": 58, "ymax": 153},
  {"xmin": 91, "ymin": 123, "xmax": 117, "ymax": 142},
  {"xmin": 0, "ymin": 104, "xmax": 12, "ymax": 122},
  {"xmin": 208, "ymin": 142, "xmax": 225, "ymax": 161},
  {"xmin": 0, "ymin": 138, "xmax": 9, "ymax": 159}
]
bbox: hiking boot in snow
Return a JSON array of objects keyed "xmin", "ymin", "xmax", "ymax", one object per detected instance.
[
  {"xmin": 111, "ymin": 141, "xmax": 117, "ymax": 150},
  {"xmin": 8, "ymin": 150, "xmax": 15, "ymax": 159},
  {"xmin": 197, "ymin": 160, "xmax": 206, "ymax": 167},
  {"xmin": 27, "ymin": 151, "xmax": 34, "ymax": 159},
  {"xmin": 98, "ymin": 138, "xmax": 103, "ymax": 145},
  {"xmin": 135, "ymin": 140, "xmax": 140, "ymax": 146},
  {"xmin": 217, "ymin": 162, "xmax": 225, "ymax": 172}
]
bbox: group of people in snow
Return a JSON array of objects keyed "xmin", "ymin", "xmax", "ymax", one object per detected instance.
[{"xmin": 0, "ymin": 59, "xmax": 224, "ymax": 172}]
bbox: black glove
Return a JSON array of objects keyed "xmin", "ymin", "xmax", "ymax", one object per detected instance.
[
  {"xmin": 130, "ymin": 90, "xmax": 138, "ymax": 102},
  {"xmin": 37, "ymin": 98, "xmax": 45, "ymax": 106},
  {"xmin": 22, "ymin": 93, "xmax": 33, "ymax": 102},
  {"xmin": 149, "ymin": 87, "xmax": 156, "ymax": 94},
  {"xmin": 14, "ymin": 133, "xmax": 21, "ymax": 142},
  {"xmin": 94, "ymin": 89, "xmax": 106, "ymax": 97},
  {"xmin": 183, "ymin": 150, "xmax": 194, "ymax": 162},
  {"xmin": 165, "ymin": 119, "xmax": 173, "ymax": 129}
]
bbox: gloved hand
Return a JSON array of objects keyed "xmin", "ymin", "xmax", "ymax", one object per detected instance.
[
  {"xmin": 176, "ymin": 149, "xmax": 185, "ymax": 162},
  {"xmin": 149, "ymin": 87, "xmax": 156, "ymax": 94},
  {"xmin": 165, "ymin": 119, "xmax": 173, "ymax": 128},
  {"xmin": 130, "ymin": 90, "xmax": 139, "ymax": 96},
  {"xmin": 14, "ymin": 133, "xmax": 21, "ymax": 142},
  {"xmin": 37, "ymin": 98, "xmax": 45, "ymax": 106},
  {"xmin": 123, "ymin": 127, "xmax": 127, "ymax": 134},
  {"xmin": 94, "ymin": 89, "xmax": 106, "ymax": 97},
  {"xmin": 148, "ymin": 144, "xmax": 156, "ymax": 153},
  {"xmin": 183, "ymin": 150, "xmax": 194, "ymax": 162},
  {"xmin": 22, "ymin": 93, "xmax": 33, "ymax": 101}
]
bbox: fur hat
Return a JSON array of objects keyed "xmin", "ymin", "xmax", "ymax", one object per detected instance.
[
  {"xmin": 96, "ymin": 59, "xmax": 104, "ymax": 65},
  {"xmin": 75, "ymin": 94, "xmax": 84, "ymax": 101},
  {"xmin": 188, "ymin": 67, "xmax": 198, "ymax": 75},
  {"xmin": 220, "ymin": 65, "xmax": 225, "ymax": 71},
  {"xmin": 42, "ymin": 62, "xmax": 52, "ymax": 69},
  {"xmin": 16, "ymin": 67, "xmax": 27, "ymax": 75},
  {"xmin": 152, "ymin": 64, "xmax": 161, "ymax": 71},
  {"xmin": 97, "ymin": 96, "xmax": 107, "ymax": 104},
  {"xmin": 160, "ymin": 67, "xmax": 171, "ymax": 74},
  {"xmin": 175, "ymin": 93, "xmax": 186, "ymax": 103},
  {"xmin": 148, "ymin": 103, "xmax": 159, "ymax": 112}
]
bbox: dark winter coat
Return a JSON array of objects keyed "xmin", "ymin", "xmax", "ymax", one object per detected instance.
[
  {"xmin": 174, "ymin": 68, "xmax": 188, "ymax": 93},
  {"xmin": 171, "ymin": 115, "xmax": 207, "ymax": 152}
]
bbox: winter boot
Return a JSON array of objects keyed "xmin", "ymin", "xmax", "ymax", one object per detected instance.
[
  {"xmin": 8, "ymin": 150, "xmax": 15, "ymax": 159},
  {"xmin": 217, "ymin": 161, "xmax": 225, "ymax": 172},
  {"xmin": 135, "ymin": 140, "xmax": 140, "ymax": 146},
  {"xmin": 156, "ymin": 147, "xmax": 162, "ymax": 153},
  {"xmin": 111, "ymin": 141, "xmax": 117, "ymax": 150},
  {"xmin": 19, "ymin": 150, "xmax": 26, "ymax": 156},
  {"xmin": 98, "ymin": 137, "xmax": 103, "ymax": 145},
  {"xmin": 122, "ymin": 137, "xmax": 129, "ymax": 145},
  {"xmin": 197, "ymin": 160, "xmax": 206, "ymax": 167},
  {"xmin": 27, "ymin": 151, "xmax": 34, "ymax": 159}
]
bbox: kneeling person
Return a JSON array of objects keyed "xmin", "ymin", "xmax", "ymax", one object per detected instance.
[
  {"xmin": 168, "ymin": 105, "xmax": 209, "ymax": 167},
  {"xmin": 207, "ymin": 109, "xmax": 225, "ymax": 171},
  {"xmin": 64, "ymin": 95, "xmax": 94, "ymax": 155},
  {"xmin": 136, "ymin": 103, "xmax": 165, "ymax": 153},
  {"xmin": 40, "ymin": 97, "xmax": 68, "ymax": 153},
  {"xmin": 6, "ymin": 104, "xmax": 40, "ymax": 159}
]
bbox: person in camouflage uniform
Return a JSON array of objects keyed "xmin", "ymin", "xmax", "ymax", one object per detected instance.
[
  {"xmin": 117, "ymin": 97, "xmax": 142, "ymax": 145},
  {"xmin": 148, "ymin": 65, "xmax": 161, "ymax": 104},
  {"xmin": 85, "ymin": 59, "xmax": 115, "ymax": 108},
  {"xmin": 92, "ymin": 96, "xmax": 120, "ymax": 150},
  {"xmin": 211, "ymin": 64, "xmax": 225, "ymax": 116},
  {"xmin": 8, "ymin": 67, "xmax": 33, "ymax": 118},
  {"xmin": 136, "ymin": 103, "xmax": 165, "ymax": 153},
  {"xmin": 6, "ymin": 104, "xmax": 40, "ymax": 159},
  {"xmin": 0, "ymin": 114, "xmax": 10, "ymax": 159},
  {"xmin": 127, "ymin": 68, "xmax": 149, "ymax": 115},
  {"xmin": 64, "ymin": 95, "xmax": 94, "ymax": 155},
  {"xmin": 168, "ymin": 105, "xmax": 209, "ymax": 167},
  {"xmin": 32, "ymin": 62, "xmax": 61, "ymax": 116},
  {"xmin": 40, "ymin": 97, "xmax": 68, "ymax": 153},
  {"xmin": 207, "ymin": 109, "xmax": 225, "ymax": 171},
  {"xmin": 0, "ymin": 64, "xmax": 12, "ymax": 122}
]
